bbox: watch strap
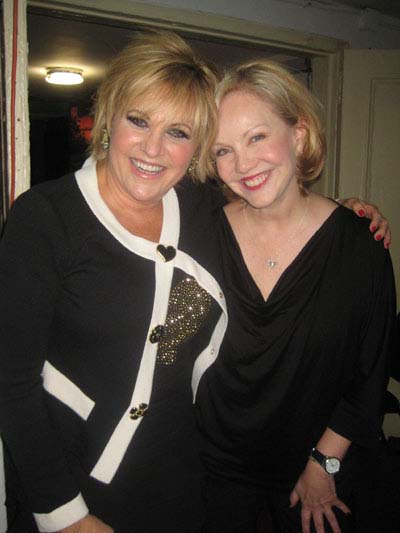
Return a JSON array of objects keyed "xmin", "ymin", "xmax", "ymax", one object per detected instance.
[
  {"xmin": 310, "ymin": 447, "xmax": 341, "ymax": 474},
  {"xmin": 310, "ymin": 447, "xmax": 326, "ymax": 465}
]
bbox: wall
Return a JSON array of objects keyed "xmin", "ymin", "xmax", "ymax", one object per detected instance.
[{"xmin": 131, "ymin": 0, "xmax": 400, "ymax": 48}]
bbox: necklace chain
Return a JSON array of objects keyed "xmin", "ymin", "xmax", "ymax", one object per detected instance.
[{"xmin": 242, "ymin": 195, "xmax": 310, "ymax": 270}]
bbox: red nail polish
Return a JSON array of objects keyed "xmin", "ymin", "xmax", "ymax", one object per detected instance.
[
  {"xmin": 384, "ymin": 242, "xmax": 390, "ymax": 249},
  {"xmin": 358, "ymin": 209, "xmax": 365, "ymax": 217},
  {"xmin": 370, "ymin": 225, "xmax": 377, "ymax": 232},
  {"xmin": 375, "ymin": 234, "xmax": 382, "ymax": 241}
]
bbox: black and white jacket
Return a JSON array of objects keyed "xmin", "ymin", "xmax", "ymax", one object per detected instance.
[{"xmin": 0, "ymin": 164, "xmax": 227, "ymax": 531}]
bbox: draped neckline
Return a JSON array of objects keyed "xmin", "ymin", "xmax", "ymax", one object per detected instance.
[{"xmin": 220, "ymin": 204, "xmax": 341, "ymax": 305}]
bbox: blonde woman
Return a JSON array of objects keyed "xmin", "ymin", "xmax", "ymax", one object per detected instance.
[
  {"xmin": 198, "ymin": 60, "xmax": 396, "ymax": 533},
  {"xmin": 0, "ymin": 32, "xmax": 225, "ymax": 533}
]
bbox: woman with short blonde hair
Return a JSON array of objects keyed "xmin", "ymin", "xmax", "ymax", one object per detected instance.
[
  {"xmin": 0, "ymin": 31, "xmax": 225, "ymax": 533},
  {"xmin": 199, "ymin": 58, "xmax": 395, "ymax": 533},
  {"xmin": 91, "ymin": 31, "xmax": 219, "ymax": 181},
  {"xmin": 214, "ymin": 58, "xmax": 325, "ymax": 190}
]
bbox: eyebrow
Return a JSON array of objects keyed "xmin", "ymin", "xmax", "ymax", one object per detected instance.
[
  {"xmin": 126, "ymin": 108, "xmax": 148, "ymax": 118},
  {"xmin": 170, "ymin": 122, "xmax": 193, "ymax": 131},
  {"xmin": 215, "ymin": 122, "xmax": 270, "ymax": 144},
  {"xmin": 244, "ymin": 123, "xmax": 269, "ymax": 135},
  {"xmin": 127, "ymin": 108, "xmax": 193, "ymax": 131}
]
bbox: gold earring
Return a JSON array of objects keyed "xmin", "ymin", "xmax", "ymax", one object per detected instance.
[
  {"xmin": 187, "ymin": 156, "xmax": 198, "ymax": 177},
  {"xmin": 101, "ymin": 129, "xmax": 110, "ymax": 150}
]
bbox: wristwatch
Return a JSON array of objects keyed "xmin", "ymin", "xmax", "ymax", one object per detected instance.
[{"xmin": 310, "ymin": 447, "xmax": 341, "ymax": 475}]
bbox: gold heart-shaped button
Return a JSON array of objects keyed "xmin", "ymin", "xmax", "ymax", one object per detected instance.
[{"xmin": 157, "ymin": 244, "xmax": 176, "ymax": 262}]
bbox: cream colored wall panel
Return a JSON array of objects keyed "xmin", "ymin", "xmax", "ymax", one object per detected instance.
[
  {"xmin": 339, "ymin": 50, "xmax": 400, "ymax": 306},
  {"xmin": 368, "ymin": 80, "xmax": 400, "ymax": 301},
  {"xmin": 339, "ymin": 49, "xmax": 400, "ymax": 437}
]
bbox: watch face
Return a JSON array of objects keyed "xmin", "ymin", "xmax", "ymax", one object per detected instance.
[{"xmin": 325, "ymin": 457, "xmax": 340, "ymax": 474}]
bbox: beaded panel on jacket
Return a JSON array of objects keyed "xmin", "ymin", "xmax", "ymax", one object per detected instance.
[{"xmin": 156, "ymin": 276, "xmax": 212, "ymax": 365}]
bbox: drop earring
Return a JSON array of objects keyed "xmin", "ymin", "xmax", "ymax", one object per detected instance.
[
  {"xmin": 101, "ymin": 129, "xmax": 110, "ymax": 150},
  {"xmin": 187, "ymin": 156, "xmax": 198, "ymax": 178}
]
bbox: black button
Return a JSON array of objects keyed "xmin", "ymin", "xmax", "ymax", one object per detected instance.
[
  {"xmin": 129, "ymin": 403, "xmax": 148, "ymax": 420},
  {"xmin": 149, "ymin": 325, "xmax": 164, "ymax": 343}
]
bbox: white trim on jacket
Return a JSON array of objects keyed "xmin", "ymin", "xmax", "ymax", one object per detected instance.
[{"xmin": 73, "ymin": 165, "xmax": 227, "ymax": 484}]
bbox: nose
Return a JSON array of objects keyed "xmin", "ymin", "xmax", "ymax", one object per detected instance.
[
  {"xmin": 142, "ymin": 130, "xmax": 164, "ymax": 158},
  {"xmin": 235, "ymin": 149, "xmax": 256, "ymax": 174}
]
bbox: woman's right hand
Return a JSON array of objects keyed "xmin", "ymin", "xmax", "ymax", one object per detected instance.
[
  {"xmin": 289, "ymin": 460, "xmax": 350, "ymax": 533},
  {"xmin": 59, "ymin": 514, "xmax": 114, "ymax": 532}
]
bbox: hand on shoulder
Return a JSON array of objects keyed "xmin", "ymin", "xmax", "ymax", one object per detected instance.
[{"xmin": 339, "ymin": 197, "xmax": 391, "ymax": 247}]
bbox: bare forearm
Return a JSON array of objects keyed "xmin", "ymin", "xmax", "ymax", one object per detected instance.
[
  {"xmin": 59, "ymin": 514, "xmax": 113, "ymax": 533},
  {"xmin": 314, "ymin": 427, "xmax": 351, "ymax": 461}
]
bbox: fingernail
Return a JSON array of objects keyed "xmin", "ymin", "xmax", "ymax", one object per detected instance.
[
  {"xmin": 384, "ymin": 242, "xmax": 390, "ymax": 249},
  {"xmin": 375, "ymin": 234, "xmax": 383, "ymax": 241},
  {"xmin": 370, "ymin": 225, "xmax": 377, "ymax": 232},
  {"xmin": 358, "ymin": 209, "xmax": 365, "ymax": 217}
]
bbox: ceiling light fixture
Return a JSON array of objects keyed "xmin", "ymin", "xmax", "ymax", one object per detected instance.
[{"xmin": 45, "ymin": 67, "xmax": 84, "ymax": 85}]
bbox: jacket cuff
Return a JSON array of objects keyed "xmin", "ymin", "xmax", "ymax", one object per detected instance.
[{"xmin": 34, "ymin": 493, "xmax": 88, "ymax": 532}]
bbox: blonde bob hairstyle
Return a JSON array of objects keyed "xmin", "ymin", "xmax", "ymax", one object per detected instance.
[
  {"xmin": 90, "ymin": 31, "xmax": 219, "ymax": 182},
  {"xmin": 214, "ymin": 59, "xmax": 326, "ymax": 190}
]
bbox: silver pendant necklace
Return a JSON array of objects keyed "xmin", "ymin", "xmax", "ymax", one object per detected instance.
[
  {"xmin": 242, "ymin": 195, "xmax": 310, "ymax": 270},
  {"xmin": 266, "ymin": 258, "xmax": 278, "ymax": 269}
]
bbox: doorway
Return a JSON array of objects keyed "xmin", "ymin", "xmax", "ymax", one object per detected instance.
[
  {"xmin": 16, "ymin": 0, "xmax": 344, "ymax": 199},
  {"xmin": 27, "ymin": 6, "xmax": 313, "ymax": 185}
]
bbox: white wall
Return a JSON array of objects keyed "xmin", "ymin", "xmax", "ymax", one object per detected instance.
[{"xmin": 131, "ymin": 0, "xmax": 400, "ymax": 48}]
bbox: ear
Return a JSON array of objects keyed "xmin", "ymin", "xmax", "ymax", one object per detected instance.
[{"xmin": 293, "ymin": 119, "xmax": 307, "ymax": 156}]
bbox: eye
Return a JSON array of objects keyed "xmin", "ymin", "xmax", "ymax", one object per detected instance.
[
  {"xmin": 250, "ymin": 133, "xmax": 266, "ymax": 143},
  {"xmin": 214, "ymin": 147, "xmax": 230, "ymax": 158},
  {"xmin": 168, "ymin": 128, "xmax": 190, "ymax": 140},
  {"xmin": 127, "ymin": 115, "xmax": 148, "ymax": 128}
]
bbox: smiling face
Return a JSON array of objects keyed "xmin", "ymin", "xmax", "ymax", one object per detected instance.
[
  {"xmin": 213, "ymin": 90, "xmax": 305, "ymax": 210},
  {"xmin": 104, "ymin": 93, "xmax": 197, "ymax": 208}
]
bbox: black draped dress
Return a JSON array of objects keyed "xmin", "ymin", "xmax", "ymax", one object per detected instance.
[{"xmin": 197, "ymin": 205, "xmax": 395, "ymax": 507}]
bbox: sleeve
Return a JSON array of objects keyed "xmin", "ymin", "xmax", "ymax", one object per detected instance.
[
  {"xmin": 0, "ymin": 190, "xmax": 88, "ymax": 531},
  {"xmin": 391, "ymin": 312, "xmax": 400, "ymax": 381},
  {"xmin": 328, "ymin": 241, "xmax": 397, "ymax": 447}
]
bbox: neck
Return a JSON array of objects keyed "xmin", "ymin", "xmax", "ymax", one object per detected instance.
[
  {"xmin": 96, "ymin": 160, "xmax": 163, "ymax": 241},
  {"xmin": 243, "ymin": 191, "xmax": 310, "ymax": 232}
]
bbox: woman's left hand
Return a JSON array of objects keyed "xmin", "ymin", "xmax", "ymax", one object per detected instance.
[
  {"xmin": 289, "ymin": 460, "xmax": 351, "ymax": 533},
  {"xmin": 340, "ymin": 198, "xmax": 391, "ymax": 248}
]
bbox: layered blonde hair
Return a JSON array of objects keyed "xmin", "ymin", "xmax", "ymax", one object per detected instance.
[
  {"xmin": 90, "ymin": 31, "xmax": 219, "ymax": 181},
  {"xmin": 214, "ymin": 59, "xmax": 326, "ymax": 190}
]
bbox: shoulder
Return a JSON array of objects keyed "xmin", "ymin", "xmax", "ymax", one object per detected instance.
[
  {"xmin": 175, "ymin": 177, "xmax": 225, "ymax": 214},
  {"xmin": 336, "ymin": 203, "xmax": 376, "ymax": 239},
  {"xmin": 3, "ymin": 173, "xmax": 94, "ymax": 250},
  {"xmin": 7, "ymin": 173, "xmax": 97, "ymax": 229},
  {"xmin": 334, "ymin": 204, "xmax": 392, "ymax": 273},
  {"xmin": 9, "ymin": 174, "xmax": 80, "ymax": 219}
]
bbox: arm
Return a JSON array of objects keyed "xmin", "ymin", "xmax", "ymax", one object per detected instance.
[
  {"xmin": 328, "ymin": 243, "xmax": 395, "ymax": 446},
  {"xmin": 0, "ymin": 191, "xmax": 88, "ymax": 531},
  {"xmin": 59, "ymin": 515, "xmax": 113, "ymax": 533},
  {"xmin": 340, "ymin": 198, "xmax": 391, "ymax": 248},
  {"xmin": 290, "ymin": 238, "xmax": 396, "ymax": 533}
]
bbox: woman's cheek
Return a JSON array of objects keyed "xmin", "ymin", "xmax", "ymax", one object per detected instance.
[{"xmin": 216, "ymin": 160, "xmax": 229, "ymax": 182}]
